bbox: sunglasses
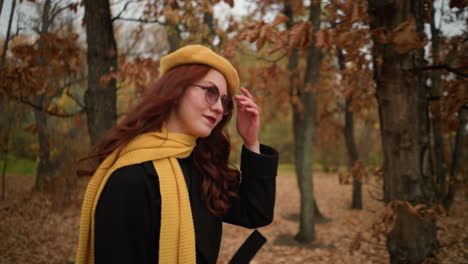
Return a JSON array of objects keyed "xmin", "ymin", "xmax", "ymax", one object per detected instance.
[{"xmin": 192, "ymin": 84, "xmax": 233, "ymax": 116}]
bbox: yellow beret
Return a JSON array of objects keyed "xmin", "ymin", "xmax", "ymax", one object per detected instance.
[{"xmin": 159, "ymin": 45, "xmax": 239, "ymax": 95}]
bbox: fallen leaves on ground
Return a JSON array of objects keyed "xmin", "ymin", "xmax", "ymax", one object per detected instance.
[{"xmin": 0, "ymin": 172, "xmax": 466, "ymax": 264}]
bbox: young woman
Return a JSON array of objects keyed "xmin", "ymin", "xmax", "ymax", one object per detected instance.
[{"xmin": 75, "ymin": 45, "xmax": 278, "ymax": 264}]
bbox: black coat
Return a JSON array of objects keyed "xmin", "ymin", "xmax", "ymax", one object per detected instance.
[{"xmin": 95, "ymin": 144, "xmax": 279, "ymax": 264}]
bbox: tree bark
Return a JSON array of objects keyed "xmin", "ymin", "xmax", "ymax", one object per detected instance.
[
  {"xmin": 368, "ymin": 1, "xmax": 439, "ymax": 263},
  {"xmin": 83, "ymin": 0, "xmax": 118, "ymax": 145},
  {"xmin": 337, "ymin": 48, "xmax": 362, "ymax": 209},
  {"xmin": 0, "ymin": 0, "xmax": 15, "ymax": 66}
]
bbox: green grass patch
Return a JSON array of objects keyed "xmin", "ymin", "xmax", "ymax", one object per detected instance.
[
  {"xmin": 278, "ymin": 163, "xmax": 349, "ymax": 175},
  {"xmin": 278, "ymin": 163, "xmax": 295, "ymax": 173},
  {"xmin": 0, "ymin": 155, "xmax": 36, "ymax": 175}
]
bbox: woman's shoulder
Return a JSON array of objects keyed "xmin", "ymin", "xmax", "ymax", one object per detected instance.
[{"xmin": 107, "ymin": 161, "xmax": 156, "ymax": 189}]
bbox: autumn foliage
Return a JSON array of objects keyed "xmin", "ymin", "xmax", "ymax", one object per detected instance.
[{"xmin": 0, "ymin": 0, "xmax": 466, "ymax": 263}]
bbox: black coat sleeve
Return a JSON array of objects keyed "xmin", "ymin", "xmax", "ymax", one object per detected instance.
[
  {"xmin": 223, "ymin": 144, "xmax": 279, "ymax": 228},
  {"xmin": 94, "ymin": 163, "xmax": 160, "ymax": 264}
]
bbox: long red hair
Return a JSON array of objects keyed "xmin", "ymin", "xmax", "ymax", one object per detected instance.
[{"xmin": 80, "ymin": 64, "xmax": 240, "ymax": 216}]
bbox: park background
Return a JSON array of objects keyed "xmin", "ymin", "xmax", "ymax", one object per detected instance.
[{"xmin": 0, "ymin": 0, "xmax": 466, "ymax": 263}]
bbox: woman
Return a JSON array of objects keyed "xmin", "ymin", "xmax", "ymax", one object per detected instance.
[{"xmin": 75, "ymin": 45, "xmax": 278, "ymax": 264}]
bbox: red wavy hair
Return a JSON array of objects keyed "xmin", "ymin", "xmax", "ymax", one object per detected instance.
[{"xmin": 80, "ymin": 64, "xmax": 240, "ymax": 217}]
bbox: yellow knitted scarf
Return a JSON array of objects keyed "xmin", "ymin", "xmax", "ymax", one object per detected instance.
[{"xmin": 75, "ymin": 130, "xmax": 197, "ymax": 264}]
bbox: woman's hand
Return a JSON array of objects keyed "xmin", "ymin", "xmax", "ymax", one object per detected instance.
[{"xmin": 235, "ymin": 87, "xmax": 260, "ymax": 153}]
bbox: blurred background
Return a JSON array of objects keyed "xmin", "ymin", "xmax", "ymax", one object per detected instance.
[{"xmin": 0, "ymin": 0, "xmax": 466, "ymax": 263}]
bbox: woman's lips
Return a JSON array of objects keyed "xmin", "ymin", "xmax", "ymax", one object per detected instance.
[{"xmin": 203, "ymin": 115, "xmax": 216, "ymax": 125}]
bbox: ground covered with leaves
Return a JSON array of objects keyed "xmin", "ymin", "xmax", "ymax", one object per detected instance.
[{"xmin": 0, "ymin": 172, "xmax": 466, "ymax": 264}]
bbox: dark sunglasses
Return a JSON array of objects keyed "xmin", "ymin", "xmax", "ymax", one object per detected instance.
[{"xmin": 192, "ymin": 84, "xmax": 233, "ymax": 116}]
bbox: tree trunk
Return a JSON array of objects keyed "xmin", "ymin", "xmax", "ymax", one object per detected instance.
[
  {"xmin": 337, "ymin": 48, "xmax": 362, "ymax": 209},
  {"xmin": 284, "ymin": 1, "xmax": 315, "ymax": 241},
  {"xmin": 0, "ymin": 0, "xmax": 15, "ymax": 66},
  {"xmin": 346, "ymin": 98, "xmax": 363, "ymax": 209},
  {"xmin": 202, "ymin": 0, "xmax": 216, "ymax": 47},
  {"xmin": 164, "ymin": 0, "xmax": 181, "ymax": 52},
  {"xmin": 1, "ymin": 141, "xmax": 6, "ymax": 200},
  {"xmin": 443, "ymin": 106, "xmax": 466, "ymax": 211},
  {"xmin": 0, "ymin": 1, "xmax": 16, "ymax": 196},
  {"xmin": 167, "ymin": 22, "xmax": 181, "ymax": 52},
  {"xmin": 304, "ymin": 0, "xmax": 327, "ymax": 227},
  {"xmin": 284, "ymin": 2, "xmax": 314, "ymax": 242},
  {"xmin": 1, "ymin": 102, "xmax": 14, "ymax": 200},
  {"xmin": 368, "ymin": 1, "xmax": 439, "ymax": 263},
  {"xmin": 0, "ymin": 0, "xmax": 5, "ymax": 18},
  {"xmin": 285, "ymin": 0, "xmax": 324, "ymax": 243},
  {"xmin": 83, "ymin": 0, "xmax": 118, "ymax": 145},
  {"xmin": 429, "ymin": 4, "xmax": 446, "ymax": 199},
  {"xmin": 34, "ymin": 0, "xmax": 54, "ymax": 192},
  {"xmin": 34, "ymin": 96, "xmax": 53, "ymax": 192}
]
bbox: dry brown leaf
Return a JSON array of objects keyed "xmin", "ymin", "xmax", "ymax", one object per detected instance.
[
  {"xmin": 315, "ymin": 29, "xmax": 331, "ymax": 48},
  {"xmin": 223, "ymin": 0, "xmax": 234, "ymax": 8},
  {"xmin": 270, "ymin": 14, "xmax": 289, "ymax": 28},
  {"xmin": 388, "ymin": 17, "xmax": 428, "ymax": 53}
]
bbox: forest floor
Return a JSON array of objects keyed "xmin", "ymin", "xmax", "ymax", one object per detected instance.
[{"xmin": 0, "ymin": 171, "xmax": 466, "ymax": 264}]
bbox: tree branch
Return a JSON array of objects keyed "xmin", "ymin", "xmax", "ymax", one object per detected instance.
[
  {"xmin": 111, "ymin": 1, "xmax": 131, "ymax": 22},
  {"xmin": 113, "ymin": 17, "xmax": 166, "ymax": 25},
  {"xmin": 65, "ymin": 90, "xmax": 85, "ymax": 108},
  {"xmin": 50, "ymin": 5, "xmax": 69, "ymax": 23},
  {"xmin": 13, "ymin": 96, "xmax": 85, "ymax": 117},
  {"xmin": 56, "ymin": 76, "xmax": 87, "ymax": 91},
  {"xmin": 419, "ymin": 64, "xmax": 468, "ymax": 78}
]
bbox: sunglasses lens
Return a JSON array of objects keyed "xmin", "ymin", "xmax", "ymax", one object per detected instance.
[
  {"xmin": 198, "ymin": 84, "xmax": 232, "ymax": 116},
  {"xmin": 205, "ymin": 87, "xmax": 219, "ymax": 105}
]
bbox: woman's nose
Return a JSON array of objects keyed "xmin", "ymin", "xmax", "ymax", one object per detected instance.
[{"xmin": 211, "ymin": 97, "xmax": 224, "ymax": 114}]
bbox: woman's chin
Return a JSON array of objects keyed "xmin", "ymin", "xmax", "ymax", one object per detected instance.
[{"xmin": 188, "ymin": 127, "xmax": 213, "ymax": 138}]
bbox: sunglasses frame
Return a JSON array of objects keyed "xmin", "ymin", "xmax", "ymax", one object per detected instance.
[{"xmin": 192, "ymin": 84, "xmax": 233, "ymax": 116}]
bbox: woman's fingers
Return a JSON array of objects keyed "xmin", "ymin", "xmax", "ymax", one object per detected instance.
[
  {"xmin": 240, "ymin": 87, "xmax": 253, "ymax": 99},
  {"xmin": 244, "ymin": 107, "xmax": 259, "ymax": 115},
  {"xmin": 236, "ymin": 99, "xmax": 257, "ymax": 109},
  {"xmin": 235, "ymin": 94, "xmax": 257, "ymax": 107}
]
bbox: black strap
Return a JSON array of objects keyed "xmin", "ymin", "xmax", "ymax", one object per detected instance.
[{"xmin": 229, "ymin": 230, "xmax": 267, "ymax": 264}]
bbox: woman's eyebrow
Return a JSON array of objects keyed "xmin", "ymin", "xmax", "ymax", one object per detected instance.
[
  {"xmin": 207, "ymin": 81, "xmax": 228, "ymax": 96},
  {"xmin": 201, "ymin": 80, "xmax": 217, "ymax": 88}
]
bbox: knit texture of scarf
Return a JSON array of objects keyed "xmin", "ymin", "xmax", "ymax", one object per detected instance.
[{"xmin": 75, "ymin": 130, "xmax": 197, "ymax": 264}]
